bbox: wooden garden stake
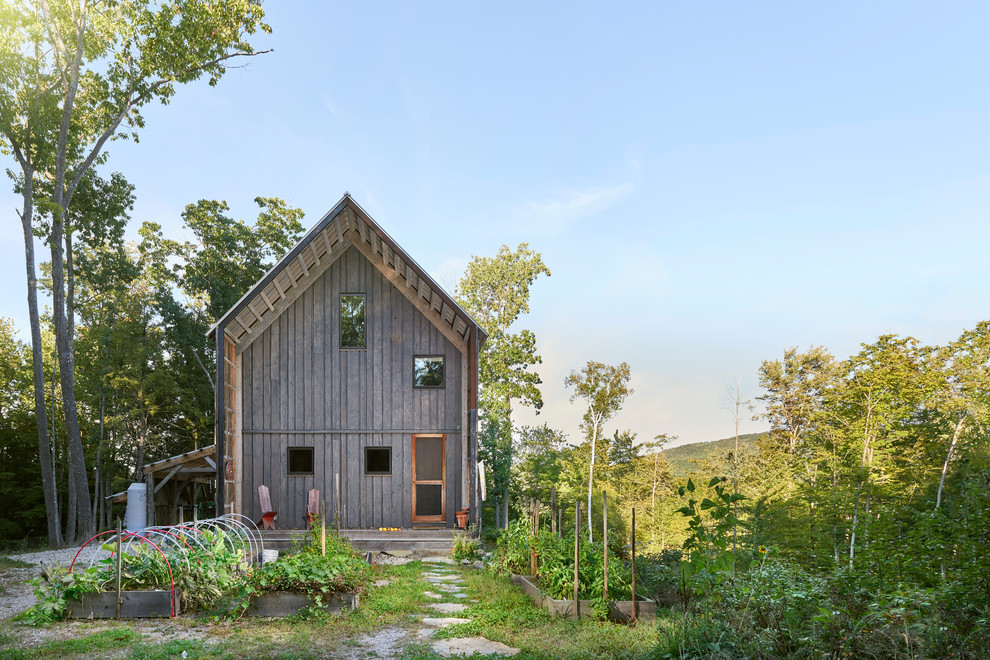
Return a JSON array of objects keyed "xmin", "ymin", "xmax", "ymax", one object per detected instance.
[
  {"xmin": 335, "ymin": 473, "xmax": 341, "ymax": 532},
  {"xmin": 631, "ymin": 507, "xmax": 637, "ymax": 623},
  {"xmin": 115, "ymin": 517, "xmax": 122, "ymax": 620},
  {"xmin": 551, "ymin": 485, "xmax": 557, "ymax": 534},
  {"xmin": 530, "ymin": 498, "xmax": 539, "ymax": 577},
  {"xmin": 603, "ymin": 491, "xmax": 608, "ymax": 603},
  {"xmin": 321, "ymin": 501, "xmax": 327, "ymax": 556},
  {"xmin": 574, "ymin": 501, "xmax": 581, "ymax": 619}
]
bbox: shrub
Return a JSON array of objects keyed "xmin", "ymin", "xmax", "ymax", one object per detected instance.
[{"xmin": 451, "ymin": 530, "xmax": 482, "ymax": 562}]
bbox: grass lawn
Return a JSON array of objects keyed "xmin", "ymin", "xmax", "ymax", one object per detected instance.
[{"xmin": 0, "ymin": 560, "xmax": 675, "ymax": 659}]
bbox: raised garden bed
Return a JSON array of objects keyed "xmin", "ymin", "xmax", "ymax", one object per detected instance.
[
  {"xmin": 67, "ymin": 590, "xmax": 177, "ymax": 619},
  {"xmin": 511, "ymin": 575, "xmax": 656, "ymax": 622},
  {"xmin": 245, "ymin": 591, "xmax": 359, "ymax": 617}
]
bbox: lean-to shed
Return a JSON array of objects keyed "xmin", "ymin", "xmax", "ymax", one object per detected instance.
[{"xmin": 207, "ymin": 194, "xmax": 486, "ymax": 529}]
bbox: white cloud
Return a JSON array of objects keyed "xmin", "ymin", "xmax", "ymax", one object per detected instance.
[{"xmin": 511, "ymin": 181, "xmax": 635, "ymax": 235}]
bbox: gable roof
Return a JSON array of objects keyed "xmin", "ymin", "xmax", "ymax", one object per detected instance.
[{"xmin": 207, "ymin": 194, "xmax": 487, "ymax": 352}]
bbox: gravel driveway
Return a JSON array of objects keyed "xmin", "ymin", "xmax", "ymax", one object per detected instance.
[{"xmin": 0, "ymin": 544, "xmax": 110, "ymax": 620}]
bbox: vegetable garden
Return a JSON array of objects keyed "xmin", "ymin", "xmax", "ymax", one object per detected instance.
[{"xmin": 19, "ymin": 515, "xmax": 370, "ymax": 624}]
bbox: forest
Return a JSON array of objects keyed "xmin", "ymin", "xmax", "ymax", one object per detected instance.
[{"xmin": 1, "ymin": 1, "xmax": 988, "ymax": 656}]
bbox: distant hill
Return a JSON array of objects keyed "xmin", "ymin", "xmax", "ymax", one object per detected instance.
[{"xmin": 664, "ymin": 432, "xmax": 766, "ymax": 478}]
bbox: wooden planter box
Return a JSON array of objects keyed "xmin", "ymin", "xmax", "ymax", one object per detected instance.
[
  {"xmin": 245, "ymin": 591, "xmax": 359, "ymax": 617},
  {"xmin": 68, "ymin": 590, "xmax": 177, "ymax": 619},
  {"xmin": 511, "ymin": 575, "xmax": 655, "ymax": 622}
]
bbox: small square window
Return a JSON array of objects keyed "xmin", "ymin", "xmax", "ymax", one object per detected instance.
[
  {"xmin": 340, "ymin": 294, "xmax": 366, "ymax": 348},
  {"xmin": 414, "ymin": 355, "xmax": 445, "ymax": 388},
  {"xmin": 365, "ymin": 447, "xmax": 392, "ymax": 475},
  {"xmin": 287, "ymin": 447, "xmax": 314, "ymax": 475}
]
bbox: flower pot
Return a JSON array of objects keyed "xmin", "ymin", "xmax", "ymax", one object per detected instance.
[{"xmin": 455, "ymin": 508, "xmax": 469, "ymax": 529}]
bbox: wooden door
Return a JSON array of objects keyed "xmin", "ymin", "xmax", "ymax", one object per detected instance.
[{"xmin": 412, "ymin": 434, "xmax": 445, "ymax": 523}]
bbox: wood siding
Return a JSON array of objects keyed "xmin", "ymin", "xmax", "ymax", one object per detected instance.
[{"xmin": 238, "ymin": 246, "xmax": 464, "ymax": 528}]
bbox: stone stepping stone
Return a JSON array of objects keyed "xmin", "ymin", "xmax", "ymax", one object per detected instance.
[
  {"xmin": 356, "ymin": 626, "xmax": 409, "ymax": 657},
  {"xmin": 373, "ymin": 579, "xmax": 392, "ymax": 587},
  {"xmin": 433, "ymin": 637, "xmax": 521, "ymax": 657},
  {"xmin": 427, "ymin": 602, "xmax": 469, "ymax": 614},
  {"xmin": 422, "ymin": 591, "xmax": 444, "ymax": 599},
  {"xmin": 451, "ymin": 593, "xmax": 469, "ymax": 599},
  {"xmin": 437, "ymin": 584, "xmax": 465, "ymax": 592},
  {"xmin": 420, "ymin": 616, "xmax": 472, "ymax": 628},
  {"xmin": 421, "ymin": 556, "xmax": 458, "ymax": 565}
]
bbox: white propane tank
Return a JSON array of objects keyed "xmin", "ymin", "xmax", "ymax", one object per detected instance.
[{"xmin": 124, "ymin": 482, "xmax": 147, "ymax": 531}]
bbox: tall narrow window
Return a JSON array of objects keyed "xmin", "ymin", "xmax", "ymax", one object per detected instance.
[
  {"xmin": 340, "ymin": 294, "xmax": 366, "ymax": 348},
  {"xmin": 414, "ymin": 355, "xmax": 445, "ymax": 388}
]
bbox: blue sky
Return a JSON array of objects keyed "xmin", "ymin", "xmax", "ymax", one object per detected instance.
[{"xmin": 2, "ymin": 1, "xmax": 990, "ymax": 448}]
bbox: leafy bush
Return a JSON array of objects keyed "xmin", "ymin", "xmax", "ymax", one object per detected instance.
[
  {"xmin": 248, "ymin": 550, "xmax": 369, "ymax": 598},
  {"xmin": 451, "ymin": 530, "xmax": 482, "ymax": 561}
]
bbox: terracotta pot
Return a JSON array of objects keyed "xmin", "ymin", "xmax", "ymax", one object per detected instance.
[{"xmin": 455, "ymin": 508, "xmax": 469, "ymax": 529}]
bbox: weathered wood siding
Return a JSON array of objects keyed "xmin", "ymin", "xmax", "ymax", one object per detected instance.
[{"xmin": 239, "ymin": 246, "xmax": 464, "ymax": 528}]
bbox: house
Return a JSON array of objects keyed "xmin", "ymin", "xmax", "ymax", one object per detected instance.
[{"xmin": 207, "ymin": 195, "xmax": 486, "ymax": 530}]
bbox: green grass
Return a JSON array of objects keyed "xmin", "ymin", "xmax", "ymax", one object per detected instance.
[
  {"xmin": 0, "ymin": 560, "xmax": 679, "ymax": 659},
  {"xmin": 0, "ymin": 628, "xmax": 139, "ymax": 659},
  {"xmin": 430, "ymin": 569, "xmax": 670, "ymax": 659}
]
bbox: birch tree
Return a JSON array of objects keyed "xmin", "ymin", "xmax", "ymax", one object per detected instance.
[{"xmin": 565, "ymin": 360, "xmax": 632, "ymax": 541}]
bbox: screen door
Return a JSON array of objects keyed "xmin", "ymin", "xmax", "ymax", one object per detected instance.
[{"xmin": 412, "ymin": 434, "xmax": 445, "ymax": 522}]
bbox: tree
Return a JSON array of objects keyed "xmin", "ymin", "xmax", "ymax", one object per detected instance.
[
  {"xmin": 564, "ymin": 360, "xmax": 632, "ymax": 541},
  {"xmin": 456, "ymin": 243, "xmax": 550, "ymax": 527},
  {"xmin": 0, "ymin": 0, "xmax": 270, "ymax": 543},
  {"xmin": 513, "ymin": 423, "xmax": 566, "ymax": 504}
]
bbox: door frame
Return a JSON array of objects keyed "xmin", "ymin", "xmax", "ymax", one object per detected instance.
[{"xmin": 411, "ymin": 434, "xmax": 446, "ymax": 523}]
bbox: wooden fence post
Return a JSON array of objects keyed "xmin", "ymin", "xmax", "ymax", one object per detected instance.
[
  {"xmin": 574, "ymin": 501, "xmax": 581, "ymax": 619},
  {"xmin": 334, "ymin": 473, "xmax": 341, "ymax": 532},
  {"xmin": 551, "ymin": 485, "xmax": 557, "ymax": 534},
  {"xmin": 321, "ymin": 501, "xmax": 327, "ymax": 557},
  {"xmin": 631, "ymin": 507, "xmax": 637, "ymax": 623},
  {"xmin": 603, "ymin": 491, "xmax": 608, "ymax": 603},
  {"xmin": 115, "ymin": 518, "xmax": 122, "ymax": 620}
]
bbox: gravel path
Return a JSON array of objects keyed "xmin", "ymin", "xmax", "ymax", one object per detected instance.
[{"xmin": 0, "ymin": 544, "xmax": 110, "ymax": 621}]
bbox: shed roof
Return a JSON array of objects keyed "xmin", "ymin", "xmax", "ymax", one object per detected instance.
[{"xmin": 207, "ymin": 194, "xmax": 487, "ymax": 351}]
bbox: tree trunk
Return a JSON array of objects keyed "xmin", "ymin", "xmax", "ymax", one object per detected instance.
[
  {"xmin": 586, "ymin": 414, "xmax": 599, "ymax": 542},
  {"xmin": 19, "ymin": 173, "xmax": 62, "ymax": 547},
  {"xmin": 936, "ymin": 415, "xmax": 965, "ymax": 510},
  {"xmin": 49, "ymin": 209, "xmax": 93, "ymax": 541},
  {"xmin": 849, "ymin": 479, "xmax": 863, "ymax": 569},
  {"xmin": 494, "ymin": 495, "xmax": 501, "ymax": 529}
]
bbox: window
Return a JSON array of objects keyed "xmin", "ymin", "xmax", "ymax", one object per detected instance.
[
  {"xmin": 365, "ymin": 447, "xmax": 392, "ymax": 475},
  {"xmin": 413, "ymin": 355, "xmax": 445, "ymax": 388},
  {"xmin": 340, "ymin": 294, "xmax": 366, "ymax": 348},
  {"xmin": 287, "ymin": 447, "xmax": 314, "ymax": 475}
]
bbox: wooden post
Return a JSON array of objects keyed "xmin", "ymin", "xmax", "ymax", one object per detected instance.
[
  {"xmin": 603, "ymin": 491, "xmax": 608, "ymax": 603},
  {"xmin": 115, "ymin": 518, "xmax": 122, "ymax": 620},
  {"xmin": 530, "ymin": 498, "xmax": 538, "ymax": 577},
  {"xmin": 551, "ymin": 485, "xmax": 557, "ymax": 534},
  {"xmin": 574, "ymin": 501, "xmax": 581, "ymax": 619},
  {"xmin": 334, "ymin": 473, "xmax": 341, "ymax": 532},
  {"xmin": 631, "ymin": 507, "xmax": 637, "ymax": 623},
  {"xmin": 321, "ymin": 501, "xmax": 327, "ymax": 557}
]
